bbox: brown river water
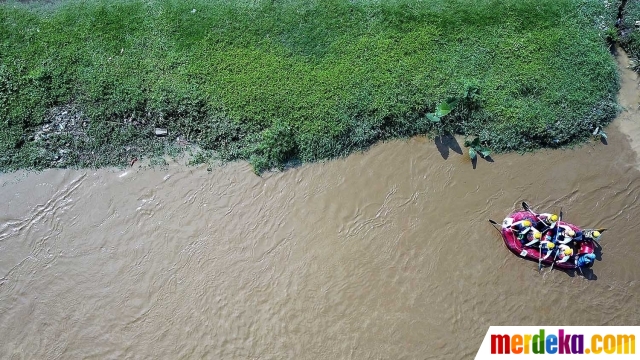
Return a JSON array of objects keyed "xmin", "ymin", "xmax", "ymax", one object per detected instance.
[{"xmin": 1, "ymin": 51, "xmax": 640, "ymax": 359}]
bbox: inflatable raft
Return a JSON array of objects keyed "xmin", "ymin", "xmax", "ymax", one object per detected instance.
[{"xmin": 500, "ymin": 211, "xmax": 596, "ymax": 270}]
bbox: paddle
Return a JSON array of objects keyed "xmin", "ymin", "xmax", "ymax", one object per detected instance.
[
  {"xmin": 488, "ymin": 219, "xmax": 502, "ymax": 234},
  {"xmin": 548, "ymin": 209, "xmax": 563, "ymax": 273},
  {"xmin": 522, "ymin": 201, "xmax": 553, "ymax": 233},
  {"xmin": 538, "ymin": 242, "xmax": 544, "ymax": 272},
  {"xmin": 524, "ymin": 202, "xmax": 549, "ymax": 271},
  {"xmin": 522, "ymin": 201, "xmax": 539, "ymax": 222},
  {"xmin": 490, "ymin": 219, "xmax": 529, "ymax": 257},
  {"xmin": 522, "ymin": 201, "xmax": 535, "ymax": 215}
]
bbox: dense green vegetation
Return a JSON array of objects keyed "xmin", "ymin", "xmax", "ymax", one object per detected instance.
[
  {"xmin": 0, "ymin": 0, "xmax": 621, "ymax": 172},
  {"xmin": 620, "ymin": 1, "xmax": 640, "ymax": 68}
]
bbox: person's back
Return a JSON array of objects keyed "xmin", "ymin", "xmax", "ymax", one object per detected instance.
[
  {"xmin": 572, "ymin": 230, "xmax": 584, "ymax": 242},
  {"xmin": 540, "ymin": 241, "xmax": 555, "ymax": 260},
  {"xmin": 576, "ymin": 253, "xmax": 596, "ymax": 267}
]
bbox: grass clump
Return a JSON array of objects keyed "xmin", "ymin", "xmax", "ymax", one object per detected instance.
[{"xmin": 0, "ymin": 0, "xmax": 621, "ymax": 173}]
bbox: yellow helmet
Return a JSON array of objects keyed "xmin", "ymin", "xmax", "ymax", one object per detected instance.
[
  {"xmin": 523, "ymin": 220, "xmax": 532, "ymax": 227},
  {"xmin": 534, "ymin": 232, "xmax": 541, "ymax": 239},
  {"xmin": 593, "ymin": 231, "xmax": 601, "ymax": 238},
  {"xmin": 550, "ymin": 214, "xmax": 558, "ymax": 222},
  {"xmin": 566, "ymin": 229, "xmax": 575, "ymax": 237},
  {"xmin": 564, "ymin": 248, "xmax": 573, "ymax": 256},
  {"xmin": 547, "ymin": 242, "xmax": 555, "ymax": 249}
]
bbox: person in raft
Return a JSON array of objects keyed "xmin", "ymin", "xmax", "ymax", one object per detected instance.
[
  {"xmin": 539, "ymin": 223, "xmax": 573, "ymax": 244},
  {"xmin": 509, "ymin": 219, "xmax": 533, "ymax": 240},
  {"xmin": 571, "ymin": 229, "xmax": 602, "ymax": 245},
  {"xmin": 523, "ymin": 228, "xmax": 542, "ymax": 247},
  {"xmin": 535, "ymin": 213, "xmax": 558, "ymax": 229},
  {"xmin": 555, "ymin": 225, "xmax": 576, "ymax": 245},
  {"xmin": 576, "ymin": 253, "xmax": 597, "ymax": 268},
  {"xmin": 539, "ymin": 240, "xmax": 556, "ymax": 260},
  {"xmin": 556, "ymin": 244, "xmax": 574, "ymax": 264},
  {"xmin": 540, "ymin": 226, "xmax": 558, "ymax": 243},
  {"xmin": 583, "ymin": 230, "xmax": 602, "ymax": 242}
]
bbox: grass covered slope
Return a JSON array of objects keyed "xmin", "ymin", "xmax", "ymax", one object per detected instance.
[{"xmin": 0, "ymin": 0, "xmax": 620, "ymax": 172}]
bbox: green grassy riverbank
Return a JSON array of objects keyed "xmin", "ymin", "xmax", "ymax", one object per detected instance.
[
  {"xmin": 619, "ymin": 1, "xmax": 640, "ymax": 68},
  {"xmin": 0, "ymin": 0, "xmax": 621, "ymax": 172}
]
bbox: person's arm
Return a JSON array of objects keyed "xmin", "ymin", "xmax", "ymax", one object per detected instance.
[
  {"xmin": 556, "ymin": 255, "xmax": 570, "ymax": 264},
  {"xmin": 524, "ymin": 238, "xmax": 539, "ymax": 247},
  {"xmin": 557, "ymin": 237, "xmax": 572, "ymax": 245}
]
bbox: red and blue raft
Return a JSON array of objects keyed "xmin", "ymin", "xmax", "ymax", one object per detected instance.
[{"xmin": 499, "ymin": 211, "xmax": 596, "ymax": 270}]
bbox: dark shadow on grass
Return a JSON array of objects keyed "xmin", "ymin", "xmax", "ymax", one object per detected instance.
[{"xmin": 434, "ymin": 134, "xmax": 463, "ymax": 160}]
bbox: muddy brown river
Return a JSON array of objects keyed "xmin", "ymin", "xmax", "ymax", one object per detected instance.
[{"xmin": 1, "ymin": 52, "xmax": 640, "ymax": 359}]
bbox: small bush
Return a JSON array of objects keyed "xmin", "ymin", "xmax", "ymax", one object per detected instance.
[{"xmin": 249, "ymin": 122, "xmax": 297, "ymax": 173}]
